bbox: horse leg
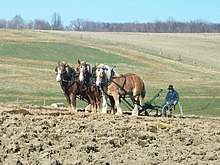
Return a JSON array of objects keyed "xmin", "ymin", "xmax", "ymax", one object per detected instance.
[
  {"xmin": 87, "ymin": 91, "xmax": 95, "ymax": 113},
  {"xmin": 109, "ymin": 96, "xmax": 115, "ymax": 114},
  {"xmin": 71, "ymin": 94, "xmax": 77, "ymax": 113},
  {"xmin": 112, "ymin": 93, "xmax": 123, "ymax": 115},
  {"xmin": 64, "ymin": 93, "xmax": 72, "ymax": 112},
  {"xmin": 95, "ymin": 89, "xmax": 101, "ymax": 113},
  {"xmin": 90, "ymin": 99, "xmax": 95, "ymax": 113},
  {"xmin": 96, "ymin": 97, "xmax": 101, "ymax": 113},
  {"xmin": 132, "ymin": 95, "xmax": 139, "ymax": 116},
  {"xmin": 101, "ymin": 93, "xmax": 108, "ymax": 113}
]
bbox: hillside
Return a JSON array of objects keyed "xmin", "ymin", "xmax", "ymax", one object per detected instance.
[{"xmin": 0, "ymin": 30, "xmax": 219, "ymax": 116}]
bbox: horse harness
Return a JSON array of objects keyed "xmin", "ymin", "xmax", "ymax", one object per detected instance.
[
  {"xmin": 58, "ymin": 66, "xmax": 78, "ymax": 94},
  {"xmin": 100, "ymin": 69, "xmax": 132, "ymax": 96},
  {"xmin": 100, "ymin": 70, "xmax": 142, "ymax": 107},
  {"xmin": 81, "ymin": 65, "xmax": 98, "ymax": 91}
]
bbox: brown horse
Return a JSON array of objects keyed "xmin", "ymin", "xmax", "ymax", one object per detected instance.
[
  {"xmin": 55, "ymin": 61, "xmax": 92, "ymax": 112},
  {"xmin": 78, "ymin": 60, "xmax": 101, "ymax": 113},
  {"xmin": 96, "ymin": 64, "xmax": 146, "ymax": 115}
]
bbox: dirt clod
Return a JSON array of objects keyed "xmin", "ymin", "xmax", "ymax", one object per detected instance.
[{"xmin": 0, "ymin": 105, "xmax": 220, "ymax": 164}]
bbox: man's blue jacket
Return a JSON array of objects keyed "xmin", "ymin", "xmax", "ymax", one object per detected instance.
[{"xmin": 165, "ymin": 90, "xmax": 179, "ymax": 105}]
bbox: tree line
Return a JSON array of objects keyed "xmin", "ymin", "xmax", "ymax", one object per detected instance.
[
  {"xmin": 0, "ymin": 13, "xmax": 63, "ymax": 30},
  {"xmin": 1, "ymin": 13, "xmax": 220, "ymax": 33}
]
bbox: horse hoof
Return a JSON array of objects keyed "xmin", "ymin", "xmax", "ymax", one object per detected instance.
[
  {"xmin": 70, "ymin": 109, "xmax": 77, "ymax": 113},
  {"xmin": 115, "ymin": 112, "xmax": 123, "ymax": 115}
]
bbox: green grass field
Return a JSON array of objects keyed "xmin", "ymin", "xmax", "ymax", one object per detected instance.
[{"xmin": 0, "ymin": 30, "xmax": 219, "ymax": 117}]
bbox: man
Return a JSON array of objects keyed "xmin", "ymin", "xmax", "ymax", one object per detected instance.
[{"xmin": 160, "ymin": 85, "xmax": 179, "ymax": 117}]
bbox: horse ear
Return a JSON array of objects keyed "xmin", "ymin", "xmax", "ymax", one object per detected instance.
[
  {"xmin": 78, "ymin": 60, "xmax": 81, "ymax": 65},
  {"xmin": 101, "ymin": 64, "xmax": 107, "ymax": 71},
  {"xmin": 111, "ymin": 66, "xmax": 116, "ymax": 71},
  {"xmin": 76, "ymin": 66, "xmax": 80, "ymax": 72}
]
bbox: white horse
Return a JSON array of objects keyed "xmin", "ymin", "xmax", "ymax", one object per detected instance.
[{"xmin": 96, "ymin": 64, "xmax": 146, "ymax": 115}]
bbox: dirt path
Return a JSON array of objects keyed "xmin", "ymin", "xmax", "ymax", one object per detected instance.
[{"xmin": 0, "ymin": 104, "xmax": 220, "ymax": 165}]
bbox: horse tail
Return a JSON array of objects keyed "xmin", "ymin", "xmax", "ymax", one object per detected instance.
[{"xmin": 141, "ymin": 81, "xmax": 147, "ymax": 100}]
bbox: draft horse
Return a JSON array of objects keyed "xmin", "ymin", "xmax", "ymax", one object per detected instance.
[
  {"xmin": 78, "ymin": 60, "xmax": 101, "ymax": 113},
  {"xmin": 55, "ymin": 61, "xmax": 91, "ymax": 112},
  {"xmin": 96, "ymin": 64, "xmax": 146, "ymax": 115}
]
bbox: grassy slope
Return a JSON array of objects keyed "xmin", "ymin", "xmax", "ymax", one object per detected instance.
[{"xmin": 0, "ymin": 29, "xmax": 219, "ymax": 116}]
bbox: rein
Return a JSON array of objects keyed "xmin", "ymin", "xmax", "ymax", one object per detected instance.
[
  {"xmin": 113, "ymin": 74, "xmax": 127, "ymax": 93},
  {"xmin": 61, "ymin": 79, "xmax": 71, "ymax": 83},
  {"xmin": 101, "ymin": 69, "xmax": 129, "ymax": 96},
  {"xmin": 100, "ymin": 70, "xmax": 141, "ymax": 106}
]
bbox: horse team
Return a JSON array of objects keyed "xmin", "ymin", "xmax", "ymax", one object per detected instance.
[{"xmin": 55, "ymin": 60, "xmax": 146, "ymax": 116}]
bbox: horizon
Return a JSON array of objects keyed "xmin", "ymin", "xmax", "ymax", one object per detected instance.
[{"xmin": 1, "ymin": 0, "xmax": 220, "ymax": 25}]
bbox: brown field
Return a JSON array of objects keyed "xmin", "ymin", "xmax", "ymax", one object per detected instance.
[{"xmin": 0, "ymin": 104, "xmax": 220, "ymax": 164}]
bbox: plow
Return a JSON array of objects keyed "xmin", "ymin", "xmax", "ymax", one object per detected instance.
[{"xmin": 121, "ymin": 89, "xmax": 164, "ymax": 116}]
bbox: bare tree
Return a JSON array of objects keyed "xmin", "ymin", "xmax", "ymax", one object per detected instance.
[
  {"xmin": 1, "ymin": 13, "xmax": 220, "ymax": 32},
  {"xmin": 0, "ymin": 19, "xmax": 7, "ymax": 28},
  {"xmin": 26, "ymin": 21, "xmax": 34, "ymax": 29},
  {"xmin": 69, "ymin": 18, "xmax": 219, "ymax": 33},
  {"xmin": 51, "ymin": 12, "xmax": 63, "ymax": 30},
  {"xmin": 69, "ymin": 18, "xmax": 85, "ymax": 31},
  {"xmin": 8, "ymin": 15, "xmax": 25, "ymax": 29},
  {"xmin": 34, "ymin": 19, "xmax": 51, "ymax": 30}
]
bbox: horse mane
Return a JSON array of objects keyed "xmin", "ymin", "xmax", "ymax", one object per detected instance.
[
  {"xmin": 87, "ymin": 63, "xmax": 92, "ymax": 75},
  {"xmin": 97, "ymin": 64, "xmax": 120, "ymax": 79},
  {"xmin": 80, "ymin": 61, "xmax": 92, "ymax": 75}
]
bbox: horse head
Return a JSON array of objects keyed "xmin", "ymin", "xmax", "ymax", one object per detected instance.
[
  {"xmin": 78, "ymin": 60, "xmax": 92, "ymax": 82},
  {"xmin": 55, "ymin": 61, "xmax": 74, "ymax": 82},
  {"xmin": 95, "ymin": 64, "xmax": 112, "ymax": 86}
]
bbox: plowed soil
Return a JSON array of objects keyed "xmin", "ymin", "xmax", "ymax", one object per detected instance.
[{"xmin": 0, "ymin": 104, "xmax": 220, "ymax": 165}]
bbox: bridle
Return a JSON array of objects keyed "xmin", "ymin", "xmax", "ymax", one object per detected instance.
[
  {"xmin": 79, "ymin": 63, "xmax": 94, "ymax": 85},
  {"xmin": 97, "ymin": 66, "xmax": 114, "ymax": 86},
  {"xmin": 97, "ymin": 66, "xmax": 128, "ymax": 95},
  {"xmin": 55, "ymin": 65, "xmax": 73, "ymax": 82},
  {"xmin": 79, "ymin": 63, "xmax": 89, "ymax": 76}
]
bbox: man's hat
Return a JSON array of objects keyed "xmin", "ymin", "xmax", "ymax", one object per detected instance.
[{"xmin": 167, "ymin": 85, "xmax": 174, "ymax": 90}]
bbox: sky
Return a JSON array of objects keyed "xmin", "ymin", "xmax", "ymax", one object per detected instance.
[{"xmin": 1, "ymin": 0, "xmax": 220, "ymax": 25}]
